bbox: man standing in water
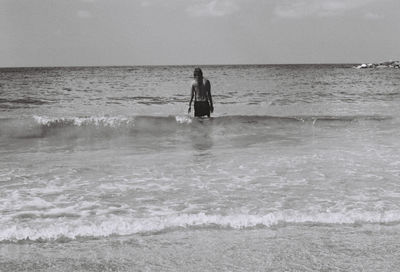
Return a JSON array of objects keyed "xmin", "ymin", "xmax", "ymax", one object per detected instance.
[{"xmin": 188, "ymin": 67, "xmax": 214, "ymax": 117}]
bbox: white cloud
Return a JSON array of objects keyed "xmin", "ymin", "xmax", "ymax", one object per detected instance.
[
  {"xmin": 274, "ymin": 0, "xmax": 378, "ymax": 18},
  {"xmin": 364, "ymin": 12, "xmax": 383, "ymax": 20},
  {"xmin": 186, "ymin": 0, "xmax": 239, "ymax": 17},
  {"xmin": 141, "ymin": 0, "xmax": 182, "ymax": 8},
  {"xmin": 141, "ymin": 0, "xmax": 152, "ymax": 7},
  {"xmin": 140, "ymin": 0, "xmax": 240, "ymax": 17},
  {"xmin": 77, "ymin": 10, "xmax": 92, "ymax": 18}
]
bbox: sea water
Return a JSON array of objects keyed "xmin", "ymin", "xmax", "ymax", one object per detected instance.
[{"xmin": 1, "ymin": 65, "xmax": 400, "ymax": 271}]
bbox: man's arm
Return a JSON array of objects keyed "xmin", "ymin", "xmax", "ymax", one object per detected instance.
[
  {"xmin": 206, "ymin": 80, "xmax": 213, "ymax": 113},
  {"xmin": 188, "ymin": 84, "xmax": 194, "ymax": 113}
]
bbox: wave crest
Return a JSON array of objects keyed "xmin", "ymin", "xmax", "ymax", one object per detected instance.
[
  {"xmin": 0, "ymin": 114, "xmax": 393, "ymax": 139},
  {"xmin": 33, "ymin": 115, "xmax": 133, "ymax": 127},
  {"xmin": 1, "ymin": 210, "xmax": 400, "ymax": 242}
]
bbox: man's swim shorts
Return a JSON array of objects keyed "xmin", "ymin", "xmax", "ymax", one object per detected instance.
[{"xmin": 194, "ymin": 101, "xmax": 210, "ymax": 117}]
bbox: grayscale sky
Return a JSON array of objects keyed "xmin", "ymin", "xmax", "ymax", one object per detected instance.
[{"xmin": 1, "ymin": 0, "xmax": 400, "ymax": 67}]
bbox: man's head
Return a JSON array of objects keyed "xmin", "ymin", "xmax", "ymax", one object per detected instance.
[{"xmin": 193, "ymin": 67, "xmax": 203, "ymax": 79}]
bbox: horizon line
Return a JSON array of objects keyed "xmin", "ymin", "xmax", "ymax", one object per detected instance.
[{"xmin": 0, "ymin": 62, "xmax": 367, "ymax": 69}]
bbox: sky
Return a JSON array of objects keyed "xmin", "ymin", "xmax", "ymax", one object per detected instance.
[{"xmin": 1, "ymin": 0, "xmax": 400, "ymax": 67}]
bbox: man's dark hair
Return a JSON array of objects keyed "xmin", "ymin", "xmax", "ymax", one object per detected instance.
[{"xmin": 193, "ymin": 67, "xmax": 203, "ymax": 77}]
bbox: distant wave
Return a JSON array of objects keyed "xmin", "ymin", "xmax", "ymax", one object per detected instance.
[
  {"xmin": 0, "ymin": 114, "xmax": 392, "ymax": 139},
  {"xmin": 0, "ymin": 98, "xmax": 54, "ymax": 110},
  {"xmin": 1, "ymin": 210, "xmax": 400, "ymax": 242},
  {"xmin": 0, "ymin": 98, "xmax": 53, "ymax": 106}
]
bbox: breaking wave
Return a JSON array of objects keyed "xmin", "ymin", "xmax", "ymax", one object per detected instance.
[
  {"xmin": 1, "ymin": 210, "xmax": 400, "ymax": 242},
  {"xmin": 0, "ymin": 114, "xmax": 392, "ymax": 139}
]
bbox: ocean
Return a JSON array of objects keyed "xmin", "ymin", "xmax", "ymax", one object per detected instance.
[{"xmin": 1, "ymin": 64, "xmax": 400, "ymax": 271}]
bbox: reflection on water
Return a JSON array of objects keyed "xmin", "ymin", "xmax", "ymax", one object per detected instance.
[
  {"xmin": 189, "ymin": 118, "xmax": 214, "ymax": 152},
  {"xmin": 191, "ymin": 132, "xmax": 213, "ymax": 151}
]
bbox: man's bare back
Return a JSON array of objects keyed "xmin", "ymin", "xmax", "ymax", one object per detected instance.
[{"xmin": 191, "ymin": 78, "xmax": 210, "ymax": 102}]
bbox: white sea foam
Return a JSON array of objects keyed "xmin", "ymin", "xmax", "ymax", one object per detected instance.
[
  {"xmin": 175, "ymin": 115, "xmax": 192, "ymax": 124},
  {"xmin": 2, "ymin": 210, "xmax": 400, "ymax": 241},
  {"xmin": 33, "ymin": 115, "xmax": 132, "ymax": 127}
]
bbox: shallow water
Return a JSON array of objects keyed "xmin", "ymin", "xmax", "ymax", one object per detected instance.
[{"xmin": 1, "ymin": 65, "xmax": 400, "ymax": 270}]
